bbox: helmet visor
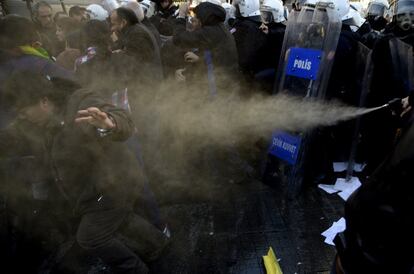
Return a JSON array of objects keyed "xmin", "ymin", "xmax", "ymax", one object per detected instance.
[
  {"xmin": 394, "ymin": 0, "xmax": 414, "ymax": 15},
  {"xmin": 367, "ymin": 3, "xmax": 386, "ymax": 16},
  {"xmin": 260, "ymin": 10, "xmax": 274, "ymax": 23}
]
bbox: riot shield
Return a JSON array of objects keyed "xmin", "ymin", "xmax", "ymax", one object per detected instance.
[
  {"xmin": 345, "ymin": 42, "xmax": 373, "ymax": 179},
  {"xmin": 275, "ymin": 2, "xmax": 342, "ymax": 97},
  {"xmin": 389, "ymin": 37, "xmax": 413, "ymax": 98},
  {"xmin": 266, "ymin": 2, "xmax": 342, "ymax": 196}
]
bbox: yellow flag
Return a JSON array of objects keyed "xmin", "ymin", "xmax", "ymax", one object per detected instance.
[{"xmin": 263, "ymin": 247, "xmax": 283, "ymax": 274}]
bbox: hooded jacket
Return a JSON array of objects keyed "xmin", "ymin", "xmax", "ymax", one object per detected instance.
[
  {"xmin": 173, "ymin": 2, "xmax": 239, "ymax": 93},
  {"xmin": 117, "ymin": 23, "xmax": 164, "ymax": 83}
]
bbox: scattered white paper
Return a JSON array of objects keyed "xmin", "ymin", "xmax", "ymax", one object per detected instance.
[
  {"xmin": 321, "ymin": 218, "xmax": 346, "ymax": 246},
  {"xmin": 333, "ymin": 162, "xmax": 347, "ymax": 172},
  {"xmin": 333, "ymin": 162, "xmax": 366, "ymax": 173},
  {"xmin": 353, "ymin": 163, "xmax": 366, "ymax": 172},
  {"xmin": 318, "ymin": 177, "xmax": 362, "ymax": 201},
  {"xmin": 334, "ymin": 177, "xmax": 360, "ymax": 191},
  {"xmin": 318, "ymin": 184, "xmax": 339, "ymax": 194},
  {"xmin": 334, "ymin": 177, "xmax": 361, "ymax": 201},
  {"xmin": 337, "ymin": 189, "xmax": 354, "ymax": 201}
]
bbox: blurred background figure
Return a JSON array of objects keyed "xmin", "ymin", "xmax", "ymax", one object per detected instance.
[
  {"xmin": 69, "ymin": 5, "xmax": 88, "ymax": 22},
  {"xmin": 86, "ymin": 4, "xmax": 109, "ymax": 21},
  {"xmin": 32, "ymin": 1, "xmax": 62, "ymax": 56},
  {"xmin": 366, "ymin": 0, "xmax": 390, "ymax": 31},
  {"xmin": 55, "ymin": 16, "xmax": 83, "ymax": 70}
]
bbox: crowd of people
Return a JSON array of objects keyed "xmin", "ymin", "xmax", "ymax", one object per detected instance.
[{"xmin": 0, "ymin": 0, "xmax": 413, "ymax": 273}]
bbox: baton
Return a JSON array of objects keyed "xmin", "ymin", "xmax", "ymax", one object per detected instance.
[{"xmin": 59, "ymin": 0, "xmax": 68, "ymax": 14}]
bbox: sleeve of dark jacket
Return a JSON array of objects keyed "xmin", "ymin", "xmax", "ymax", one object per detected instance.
[
  {"xmin": 172, "ymin": 18, "xmax": 213, "ymax": 49},
  {"xmin": 66, "ymin": 89, "xmax": 135, "ymax": 142},
  {"xmin": 123, "ymin": 25, "xmax": 157, "ymax": 64},
  {"xmin": 0, "ymin": 120, "xmax": 45, "ymax": 197}
]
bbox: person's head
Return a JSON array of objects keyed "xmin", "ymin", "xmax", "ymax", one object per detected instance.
[
  {"xmin": 110, "ymin": 7, "xmax": 139, "ymax": 34},
  {"xmin": 86, "ymin": 4, "xmax": 109, "ymax": 21},
  {"xmin": 159, "ymin": 0, "xmax": 173, "ymax": 10},
  {"xmin": 33, "ymin": 1, "xmax": 54, "ymax": 29},
  {"xmin": 187, "ymin": 15, "xmax": 202, "ymax": 31},
  {"xmin": 390, "ymin": 0, "xmax": 414, "ymax": 31},
  {"xmin": 233, "ymin": 0, "xmax": 261, "ymax": 18},
  {"xmin": 3, "ymin": 72, "xmax": 66, "ymax": 125},
  {"xmin": 260, "ymin": 0, "xmax": 286, "ymax": 24},
  {"xmin": 330, "ymin": 0, "xmax": 351, "ymax": 21},
  {"xmin": 69, "ymin": 6, "xmax": 88, "ymax": 22},
  {"xmin": 342, "ymin": 4, "xmax": 366, "ymax": 30},
  {"xmin": 53, "ymin": 11, "xmax": 68, "ymax": 23},
  {"xmin": 367, "ymin": 0, "xmax": 389, "ymax": 18},
  {"xmin": 56, "ymin": 17, "xmax": 83, "ymax": 42},
  {"xmin": 222, "ymin": 2, "xmax": 236, "ymax": 27},
  {"xmin": 122, "ymin": 0, "xmax": 145, "ymax": 22},
  {"xmin": 81, "ymin": 20, "xmax": 111, "ymax": 52},
  {"xmin": 0, "ymin": 15, "xmax": 39, "ymax": 50},
  {"xmin": 193, "ymin": 2, "xmax": 226, "ymax": 27},
  {"xmin": 140, "ymin": 0, "xmax": 155, "ymax": 17}
]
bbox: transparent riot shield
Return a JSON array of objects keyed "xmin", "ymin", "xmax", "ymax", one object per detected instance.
[
  {"xmin": 389, "ymin": 37, "xmax": 414, "ymax": 98},
  {"xmin": 266, "ymin": 2, "xmax": 342, "ymax": 196},
  {"xmin": 275, "ymin": 2, "xmax": 342, "ymax": 97},
  {"xmin": 345, "ymin": 43, "xmax": 373, "ymax": 180}
]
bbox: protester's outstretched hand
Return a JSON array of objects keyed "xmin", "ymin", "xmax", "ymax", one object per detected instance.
[
  {"xmin": 175, "ymin": 68, "xmax": 186, "ymax": 82},
  {"xmin": 184, "ymin": 51, "xmax": 199, "ymax": 63},
  {"xmin": 75, "ymin": 107, "xmax": 116, "ymax": 129}
]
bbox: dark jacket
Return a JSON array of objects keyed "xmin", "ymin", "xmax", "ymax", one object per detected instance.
[
  {"xmin": 362, "ymin": 31, "xmax": 413, "ymax": 173},
  {"xmin": 117, "ymin": 23, "xmax": 164, "ymax": 83},
  {"xmin": 173, "ymin": 2, "xmax": 239, "ymax": 94},
  {"xmin": 0, "ymin": 89, "xmax": 144, "ymax": 215},
  {"xmin": 0, "ymin": 50, "xmax": 75, "ymax": 84},
  {"xmin": 150, "ymin": 4, "xmax": 178, "ymax": 36},
  {"xmin": 232, "ymin": 16, "xmax": 268, "ymax": 75},
  {"xmin": 326, "ymin": 25, "xmax": 362, "ymax": 104},
  {"xmin": 260, "ymin": 22, "xmax": 285, "ymax": 71},
  {"xmin": 357, "ymin": 21, "xmax": 379, "ymax": 49},
  {"xmin": 155, "ymin": 3, "xmax": 179, "ymax": 19},
  {"xmin": 142, "ymin": 17, "xmax": 162, "ymax": 48},
  {"xmin": 336, "ymin": 117, "xmax": 414, "ymax": 274},
  {"xmin": 253, "ymin": 22, "xmax": 286, "ymax": 93}
]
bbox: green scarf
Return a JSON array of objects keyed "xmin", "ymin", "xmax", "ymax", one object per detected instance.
[{"xmin": 19, "ymin": 45, "xmax": 50, "ymax": 60}]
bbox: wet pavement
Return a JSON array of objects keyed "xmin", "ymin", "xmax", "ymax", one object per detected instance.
[
  {"xmin": 7, "ymin": 177, "xmax": 344, "ymax": 274},
  {"xmin": 155, "ymin": 179, "xmax": 344, "ymax": 274}
]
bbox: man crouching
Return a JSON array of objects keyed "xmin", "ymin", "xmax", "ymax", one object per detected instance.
[{"xmin": 0, "ymin": 72, "xmax": 168, "ymax": 274}]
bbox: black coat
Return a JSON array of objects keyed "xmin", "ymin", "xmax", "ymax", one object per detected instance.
[
  {"xmin": 232, "ymin": 17, "xmax": 268, "ymax": 75},
  {"xmin": 142, "ymin": 17, "xmax": 162, "ymax": 48},
  {"xmin": 252, "ymin": 22, "xmax": 286, "ymax": 94},
  {"xmin": 0, "ymin": 89, "xmax": 143, "ymax": 215},
  {"xmin": 260, "ymin": 23, "xmax": 285, "ymax": 71},
  {"xmin": 362, "ymin": 31, "xmax": 412, "ymax": 173},
  {"xmin": 326, "ymin": 25, "xmax": 362, "ymax": 104},
  {"xmin": 337, "ymin": 117, "xmax": 414, "ymax": 274},
  {"xmin": 173, "ymin": 2, "xmax": 239, "ymax": 93},
  {"xmin": 117, "ymin": 23, "xmax": 164, "ymax": 83},
  {"xmin": 150, "ymin": 4, "xmax": 179, "ymax": 36}
]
